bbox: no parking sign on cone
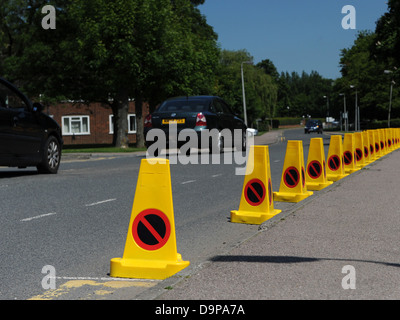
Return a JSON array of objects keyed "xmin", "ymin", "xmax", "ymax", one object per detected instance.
[
  {"xmin": 230, "ymin": 145, "xmax": 281, "ymax": 225},
  {"xmin": 273, "ymin": 140, "xmax": 313, "ymax": 203},
  {"xmin": 305, "ymin": 138, "xmax": 333, "ymax": 191},
  {"xmin": 110, "ymin": 158, "xmax": 189, "ymax": 280},
  {"xmin": 343, "ymin": 133, "xmax": 360, "ymax": 174},
  {"xmin": 326, "ymin": 135, "xmax": 348, "ymax": 182}
]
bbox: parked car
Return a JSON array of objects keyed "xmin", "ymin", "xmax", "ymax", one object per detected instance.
[
  {"xmin": 0, "ymin": 77, "xmax": 63, "ymax": 173},
  {"xmin": 144, "ymin": 96, "xmax": 247, "ymax": 153},
  {"xmin": 304, "ymin": 119, "xmax": 323, "ymax": 134}
]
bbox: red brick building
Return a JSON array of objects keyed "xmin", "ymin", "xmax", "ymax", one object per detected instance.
[{"xmin": 46, "ymin": 101, "xmax": 149, "ymax": 146}]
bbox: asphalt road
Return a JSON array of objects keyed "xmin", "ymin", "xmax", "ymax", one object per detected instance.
[{"xmin": 0, "ymin": 128, "xmax": 331, "ymax": 300}]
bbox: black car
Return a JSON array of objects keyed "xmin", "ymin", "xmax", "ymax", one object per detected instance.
[
  {"xmin": 0, "ymin": 77, "xmax": 63, "ymax": 173},
  {"xmin": 304, "ymin": 119, "xmax": 323, "ymax": 134},
  {"xmin": 144, "ymin": 96, "xmax": 247, "ymax": 153}
]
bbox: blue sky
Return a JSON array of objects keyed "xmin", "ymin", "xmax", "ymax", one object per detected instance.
[{"xmin": 199, "ymin": 0, "xmax": 389, "ymax": 80}]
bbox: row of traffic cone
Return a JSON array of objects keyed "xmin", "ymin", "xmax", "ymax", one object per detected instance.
[{"xmin": 231, "ymin": 128, "xmax": 400, "ymax": 225}]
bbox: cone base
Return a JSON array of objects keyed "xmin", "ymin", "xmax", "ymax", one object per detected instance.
[
  {"xmin": 230, "ymin": 209, "xmax": 281, "ymax": 225},
  {"xmin": 327, "ymin": 174, "xmax": 348, "ymax": 182},
  {"xmin": 345, "ymin": 167, "xmax": 360, "ymax": 174},
  {"xmin": 110, "ymin": 255, "xmax": 190, "ymax": 280},
  {"xmin": 306, "ymin": 180, "xmax": 333, "ymax": 191},
  {"xmin": 273, "ymin": 191, "xmax": 313, "ymax": 203}
]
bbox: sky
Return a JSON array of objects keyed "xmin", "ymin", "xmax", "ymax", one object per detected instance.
[{"xmin": 199, "ymin": 0, "xmax": 389, "ymax": 80}]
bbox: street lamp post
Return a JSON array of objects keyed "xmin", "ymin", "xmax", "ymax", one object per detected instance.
[
  {"xmin": 350, "ymin": 85, "xmax": 358, "ymax": 131},
  {"xmin": 241, "ymin": 61, "xmax": 252, "ymax": 127},
  {"xmin": 339, "ymin": 93, "xmax": 348, "ymax": 132},
  {"xmin": 323, "ymin": 95, "xmax": 329, "ymax": 118},
  {"xmin": 384, "ymin": 70, "xmax": 395, "ymax": 128}
]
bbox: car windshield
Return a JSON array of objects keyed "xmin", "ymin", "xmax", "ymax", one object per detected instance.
[
  {"xmin": 158, "ymin": 100, "xmax": 208, "ymax": 112},
  {"xmin": 306, "ymin": 120, "xmax": 319, "ymax": 126}
]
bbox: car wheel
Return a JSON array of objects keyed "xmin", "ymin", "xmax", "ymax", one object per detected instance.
[{"xmin": 37, "ymin": 136, "xmax": 61, "ymax": 174}]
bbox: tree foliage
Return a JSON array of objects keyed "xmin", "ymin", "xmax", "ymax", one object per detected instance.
[
  {"xmin": 213, "ymin": 49, "xmax": 278, "ymax": 127},
  {"xmin": 274, "ymin": 71, "xmax": 333, "ymax": 118},
  {"xmin": 2, "ymin": 0, "xmax": 399, "ymax": 143},
  {"xmin": 1, "ymin": 0, "xmax": 219, "ymax": 148}
]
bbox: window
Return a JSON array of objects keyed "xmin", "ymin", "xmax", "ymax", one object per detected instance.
[
  {"xmin": 109, "ymin": 114, "xmax": 137, "ymax": 134},
  {"xmin": 212, "ymin": 100, "xmax": 224, "ymax": 113},
  {"xmin": 158, "ymin": 100, "xmax": 207, "ymax": 112},
  {"xmin": 0, "ymin": 82, "xmax": 28, "ymax": 110},
  {"xmin": 62, "ymin": 116, "xmax": 90, "ymax": 135}
]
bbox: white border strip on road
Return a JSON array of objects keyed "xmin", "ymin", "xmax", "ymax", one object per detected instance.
[
  {"xmin": 85, "ymin": 198, "xmax": 117, "ymax": 207},
  {"xmin": 20, "ymin": 212, "xmax": 57, "ymax": 222},
  {"xmin": 181, "ymin": 180, "xmax": 196, "ymax": 185},
  {"xmin": 55, "ymin": 276, "xmax": 159, "ymax": 282}
]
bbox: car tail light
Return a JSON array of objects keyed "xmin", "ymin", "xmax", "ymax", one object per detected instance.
[
  {"xmin": 144, "ymin": 114, "xmax": 152, "ymax": 128},
  {"xmin": 195, "ymin": 113, "xmax": 207, "ymax": 126}
]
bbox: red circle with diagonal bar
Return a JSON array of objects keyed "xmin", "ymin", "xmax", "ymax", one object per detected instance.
[
  {"xmin": 132, "ymin": 209, "xmax": 171, "ymax": 251},
  {"xmin": 307, "ymin": 160, "xmax": 322, "ymax": 179},
  {"xmin": 283, "ymin": 167, "xmax": 300, "ymax": 188},
  {"xmin": 343, "ymin": 151, "xmax": 353, "ymax": 165},
  {"xmin": 364, "ymin": 146, "xmax": 369, "ymax": 158},
  {"xmin": 355, "ymin": 148, "xmax": 363, "ymax": 161},
  {"xmin": 244, "ymin": 179, "xmax": 266, "ymax": 206},
  {"xmin": 328, "ymin": 155, "xmax": 340, "ymax": 171}
]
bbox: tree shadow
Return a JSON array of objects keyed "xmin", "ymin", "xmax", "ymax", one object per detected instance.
[{"xmin": 210, "ymin": 255, "xmax": 400, "ymax": 268}]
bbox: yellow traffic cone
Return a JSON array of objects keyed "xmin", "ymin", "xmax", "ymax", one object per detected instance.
[
  {"xmin": 110, "ymin": 158, "xmax": 189, "ymax": 280},
  {"xmin": 230, "ymin": 145, "xmax": 281, "ymax": 224},
  {"xmin": 273, "ymin": 140, "xmax": 313, "ymax": 203},
  {"xmin": 395, "ymin": 128, "xmax": 400, "ymax": 150},
  {"xmin": 386, "ymin": 128, "xmax": 394, "ymax": 153},
  {"xmin": 343, "ymin": 133, "xmax": 360, "ymax": 174},
  {"xmin": 305, "ymin": 138, "xmax": 333, "ymax": 190},
  {"xmin": 378, "ymin": 129, "xmax": 387, "ymax": 155},
  {"xmin": 367, "ymin": 130, "xmax": 376, "ymax": 163},
  {"xmin": 326, "ymin": 135, "xmax": 348, "ymax": 182},
  {"xmin": 374, "ymin": 130, "xmax": 383, "ymax": 159},
  {"xmin": 354, "ymin": 132, "xmax": 366, "ymax": 168}
]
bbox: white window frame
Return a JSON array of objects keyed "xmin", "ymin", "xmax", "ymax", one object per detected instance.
[
  {"xmin": 109, "ymin": 114, "xmax": 137, "ymax": 134},
  {"xmin": 62, "ymin": 115, "xmax": 90, "ymax": 136}
]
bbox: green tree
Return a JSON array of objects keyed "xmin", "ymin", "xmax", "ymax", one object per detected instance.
[
  {"xmin": 2, "ymin": 0, "xmax": 219, "ymax": 148},
  {"xmin": 374, "ymin": 0, "xmax": 400, "ymax": 74},
  {"xmin": 337, "ymin": 30, "xmax": 399, "ymax": 122},
  {"xmin": 275, "ymin": 71, "xmax": 332, "ymax": 118},
  {"xmin": 214, "ymin": 50, "xmax": 278, "ymax": 127}
]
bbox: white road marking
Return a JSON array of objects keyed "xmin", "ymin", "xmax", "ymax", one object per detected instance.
[
  {"xmin": 211, "ymin": 174, "xmax": 222, "ymax": 178},
  {"xmin": 85, "ymin": 199, "xmax": 117, "ymax": 207},
  {"xmin": 55, "ymin": 276, "xmax": 159, "ymax": 282},
  {"xmin": 181, "ymin": 180, "xmax": 196, "ymax": 185},
  {"xmin": 20, "ymin": 212, "xmax": 57, "ymax": 222}
]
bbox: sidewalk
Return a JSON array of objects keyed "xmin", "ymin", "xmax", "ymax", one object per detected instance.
[
  {"xmin": 61, "ymin": 130, "xmax": 282, "ymax": 162},
  {"xmin": 157, "ymin": 148, "xmax": 400, "ymax": 300},
  {"xmin": 253, "ymin": 129, "xmax": 283, "ymax": 145}
]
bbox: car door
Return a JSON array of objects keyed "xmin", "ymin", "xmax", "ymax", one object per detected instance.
[
  {"xmin": 0, "ymin": 82, "xmax": 18, "ymax": 156},
  {"xmin": 213, "ymin": 99, "xmax": 232, "ymax": 130},
  {"xmin": 219, "ymin": 100, "xmax": 237, "ymax": 131},
  {"xmin": 0, "ymin": 80, "xmax": 43, "ymax": 157}
]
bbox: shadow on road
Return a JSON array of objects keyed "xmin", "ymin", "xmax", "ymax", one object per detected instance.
[
  {"xmin": 0, "ymin": 170, "xmax": 38, "ymax": 179},
  {"xmin": 210, "ymin": 255, "xmax": 400, "ymax": 268}
]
